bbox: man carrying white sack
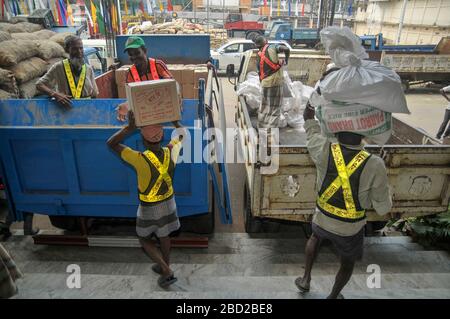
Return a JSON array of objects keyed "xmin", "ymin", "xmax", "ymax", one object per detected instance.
[{"xmin": 294, "ymin": 27, "xmax": 398, "ymax": 299}]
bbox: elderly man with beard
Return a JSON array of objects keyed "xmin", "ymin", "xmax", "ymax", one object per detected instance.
[{"xmin": 37, "ymin": 35, "xmax": 99, "ymax": 108}]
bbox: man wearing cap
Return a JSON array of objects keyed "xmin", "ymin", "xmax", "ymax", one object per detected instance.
[
  {"xmin": 107, "ymin": 111, "xmax": 185, "ymax": 288},
  {"xmin": 117, "ymin": 36, "xmax": 175, "ymax": 121},
  {"xmin": 253, "ymin": 35, "xmax": 290, "ymax": 128},
  {"xmin": 37, "ymin": 35, "xmax": 99, "ymax": 108}
]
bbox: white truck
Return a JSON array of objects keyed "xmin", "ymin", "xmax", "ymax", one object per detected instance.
[{"xmin": 231, "ymin": 50, "xmax": 450, "ymax": 232}]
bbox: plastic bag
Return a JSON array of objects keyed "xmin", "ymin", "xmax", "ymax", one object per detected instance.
[
  {"xmin": 236, "ymin": 72, "xmax": 261, "ymax": 111},
  {"xmin": 278, "ymin": 112, "xmax": 287, "ymax": 128},
  {"xmin": 285, "ymin": 109, "xmax": 305, "ymax": 128},
  {"xmin": 280, "ymin": 80, "xmax": 314, "ymax": 129},
  {"xmin": 320, "ymin": 26, "xmax": 369, "ymax": 68},
  {"xmin": 282, "ymin": 68, "xmax": 295, "ymax": 98},
  {"xmin": 318, "ymin": 26, "xmax": 409, "ymax": 114},
  {"xmin": 319, "ymin": 59, "xmax": 409, "ymax": 114}
]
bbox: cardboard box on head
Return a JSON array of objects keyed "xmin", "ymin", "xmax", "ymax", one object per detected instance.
[{"xmin": 125, "ymin": 79, "xmax": 181, "ymax": 127}]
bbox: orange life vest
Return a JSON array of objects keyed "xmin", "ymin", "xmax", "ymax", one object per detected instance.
[
  {"xmin": 257, "ymin": 44, "xmax": 282, "ymax": 81},
  {"xmin": 129, "ymin": 58, "xmax": 160, "ymax": 82}
]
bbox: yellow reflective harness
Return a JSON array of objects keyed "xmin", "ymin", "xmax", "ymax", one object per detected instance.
[
  {"xmin": 317, "ymin": 144, "xmax": 370, "ymax": 220},
  {"xmin": 63, "ymin": 59, "xmax": 87, "ymax": 99},
  {"xmin": 139, "ymin": 147, "xmax": 174, "ymax": 203}
]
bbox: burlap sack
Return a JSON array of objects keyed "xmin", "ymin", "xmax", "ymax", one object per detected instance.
[
  {"xmin": 0, "ymin": 40, "xmax": 39, "ymax": 66},
  {"xmin": 46, "ymin": 57, "xmax": 63, "ymax": 70},
  {"xmin": 7, "ymin": 22, "xmax": 42, "ymax": 33},
  {"xmin": 0, "ymin": 68, "xmax": 13, "ymax": 85},
  {"xmin": 9, "ymin": 16, "xmax": 29, "ymax": 24},
  {"xmin": 0, "ymin": 68, "xmax": 19, "ymax": 95},
  {"xmin": 33, "ymin": 29, "xmax": 56, "ymax": 39},
  {"xmin": 19, "ymin": 77, "xmax": 40, "ymax": 99},
  {"xmin": 50, "ymin": 32, "xmax": 74, "ymax": 47},
  {"xmin": 0, "ymin": 88, "xmax": 14, "ymax": 99},
  {"xmin": 8, "ymin": 57, "xmax": 48, "ymax": 84},
  {"xmin": 11, "ymin": 32, "xmax": 40, "ymax": 41},
  {"xmin": 0, "ymin": 31, "xmax": 11, "ymax": 42},
  {"xmin": 0, "ymin": 22, "xmax": 11, "ymax": 32},
  {"xmin": 34, "ymin": 40, "xmax": 65, "ymax": 60}
]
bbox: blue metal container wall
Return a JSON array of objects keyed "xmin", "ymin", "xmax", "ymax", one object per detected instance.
[
  {"xmin": 116, "ymin": 35, "xmax": 211, "ymax": 65},
  {"xmin": 0, "ymin": 99, "xmax": 209, "ymax": 221}
]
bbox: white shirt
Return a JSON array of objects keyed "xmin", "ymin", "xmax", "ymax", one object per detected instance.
[{"xmin": 443, "ymin": 85, "xmax": 450, "ymax": 110}]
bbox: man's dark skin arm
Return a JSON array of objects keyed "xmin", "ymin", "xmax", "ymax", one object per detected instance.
[
  {"xmin": 441, "ymin": 89, "xmax": 450, "ymax": 102},
  {"xmin": 36, "ymin": 82, "xmax": 73, "ymax": 108},
  {"xmin": 107, "ymin": 110, "xmax": 137, "ymax": 155},
  {"xmin": 277, "ymin": 45, "xmax": 290, "ymax": 65},
  {"xmin": 303, "ymin": 102, "xmax": 315, "ymax": 121},
  {"xmin": 172, "ymin": 120, "xmax": 186, "ymax": 142}
]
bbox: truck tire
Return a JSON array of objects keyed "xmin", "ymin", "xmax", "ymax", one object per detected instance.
[
  {"xmin": 49, "ymin": 216, "xmax": 80, "ymax": 232},
  {"xmin": 246, "ymin": 31, "xmax": 260, "ymax": 41},
  {"xmin": 179, "ymin": 182, "xmax": 215, "ymax": 234},
  {"xmin": 244, "ymin": 182, "xmax": 262, "ymax": 233}
]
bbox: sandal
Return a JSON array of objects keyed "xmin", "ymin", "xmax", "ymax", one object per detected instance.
[
  {"xmin": 158, "ymin": 274, "xmax": 178, "ymax": 288},
  {"xmin": 152, "ymin": 264, "xmax": 162, "ymax": 275},
  {"xmin": 295, "ymin": 276, "xmax": 310, "ymax": 293}
]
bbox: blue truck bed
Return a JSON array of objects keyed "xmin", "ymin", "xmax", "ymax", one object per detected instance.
[{"xmin": 0, "ymin": 99, "xmax": 209, "ymax": 222}]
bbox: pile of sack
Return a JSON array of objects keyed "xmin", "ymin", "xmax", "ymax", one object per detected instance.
[
  {"xmin": 131, "ymin": 19, "xmax": 228, "ymax": 50},
  {"xmin": 309, "ymin": 27, "xmax": 410, "ymax": 145},
  {"xmin": 0, "ymin": 21, "xmax": 71, "ymax": 99},
  {"xmin": 236, "ymin": 70, "xmax": 315, "ymax": 130}
]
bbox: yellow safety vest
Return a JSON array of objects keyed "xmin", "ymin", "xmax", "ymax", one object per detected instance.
[
  {"xmin": 63, "ymin": 59, "xmax": 87, "ymax": 99},
  {"xmin": 317, "ymin": 143, "xmax": 370, "ymax": 221},
  {"xmin": 139, "ymin": 147, "xmax": 174, "ymax": 203}
]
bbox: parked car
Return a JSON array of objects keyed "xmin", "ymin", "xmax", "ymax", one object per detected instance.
[{"xmin": 210, "ymin": 39, "xmax": 293, "ymax": 71}]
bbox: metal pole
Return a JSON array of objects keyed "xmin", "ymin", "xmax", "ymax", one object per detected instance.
[
  {"xmin": 317, "ymin": 0, "xmax": 323, "ymax": 30},
  {"xmin": 396, "ymin": 0, "xmax": 408, "ymax": 45},
  {"xmin": 329, "ymin": 0, "xmax": 335, "ymax": 26},
  {"xmin": 207, "ymin": 0, "xmax": 209, "ymax": 32},
  {"xmin": 117, "ymin": 0, "xmax": 122, "ymax": 35}
]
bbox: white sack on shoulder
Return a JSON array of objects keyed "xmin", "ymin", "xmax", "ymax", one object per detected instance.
[{"xmin": 319, "ymin": 60, "xmax": 409, "ymax": 114}]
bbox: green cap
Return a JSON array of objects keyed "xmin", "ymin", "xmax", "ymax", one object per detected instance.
[{"xmin": 124, "ymin": 36, "xmax": 145, "ymax": 52}]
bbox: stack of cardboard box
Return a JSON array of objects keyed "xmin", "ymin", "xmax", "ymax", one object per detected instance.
[{"xmin": 167, "ymin": 64, "xmax": 208, "ymax": 99}]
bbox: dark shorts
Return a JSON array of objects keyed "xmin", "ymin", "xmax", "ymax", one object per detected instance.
[{"xmin": 312, "ymin": 223, "xmax": 364, "ymax": 262}]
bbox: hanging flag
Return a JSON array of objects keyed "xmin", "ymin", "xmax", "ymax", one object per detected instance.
[
  {"xmin": 20, "ymin": 0, "xmax": 27, "ymax": 15},
  {"xmin": 288, "ymin": 0, "xmax": 291, "ymax": 16},
  {"xmin": 302, "ymin": 0, "xmax": 305, "ymax": 16},
  {"xmin": 146, "ymin": 0, "xmax": 152, "ymax": 15},
  {"xmin": 66, "ymin": 0, "xmax": 74, "ymax": 25},
  {"xmin": 348, "ymin": 0, "xmax": 353, "ymax": 16},
  {"xmin": 93, "ymin": 0, "xmax": 105, "ymax": 35},
  {"xmin": 110, "ymin": 1, "xmax": 117, "ymax": 33},
  {"xmin": 124, "ymin": 0, "xmax": 128, "ymax": 15},
  {"xmin": 139, "ymin": 0, "xmax": 144, "ymax": 13},
  {"xmin": 55, "ymin": 0, "xmax": 63, "ymax": 25},
  {"xmin": 277, "ymin": 0, "xmax": 280, "ymax": 16},
  {"xmin": 159, "ymin": 0, "xmax": 163, "ymax": 12},
  {"xmin": 90, "ymin": 0, "xmax": 97, "ymax": 33},
  {"xmin": 167, "ymin": 0, "xmax": 173, "ymax": 12},
  {"xmin": 263, "ymin": 0, "xmax": 267, "ymax": 7},
  {"xmin": 1, "ymin": 0, "xmax": 4, "ymax": 18}
]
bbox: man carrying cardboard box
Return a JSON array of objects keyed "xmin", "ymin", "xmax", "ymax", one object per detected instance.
[
  {"xmin": 117, "ymin": 36, "xmax": 179, "ymax": 121},
  {"xmin": 107, "ymin": 111, "xmax": 186, "ymax": 288}
]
